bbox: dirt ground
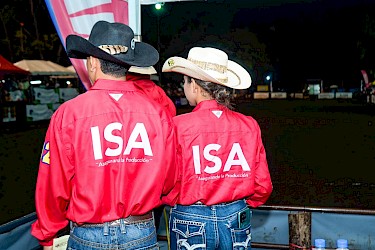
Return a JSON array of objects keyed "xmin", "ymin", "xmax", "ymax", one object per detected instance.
[
  {"xmin": 1, "ymin": 99, "xmax": 374, "ymax": 224},
  {"xmin": 0, "ymin": 122, "xmax": 47, "ymax": 224},
  {"xmin": 238, "ymin": 100, "xmax": 375, "ymax": 210}
]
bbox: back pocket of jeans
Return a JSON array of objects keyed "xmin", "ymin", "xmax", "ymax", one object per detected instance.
[
  {"xmin": 231, "ymin": 224, "xmax": 251, "ymax": 250},
  {"xmin": 172, "ymin": 218, "xmax": 206, "ymax": 249}
]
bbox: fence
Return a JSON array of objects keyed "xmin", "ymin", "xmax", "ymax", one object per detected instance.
[{"xmin": 1, "ymin": 205, "xmax": 374, "ymax": 250}]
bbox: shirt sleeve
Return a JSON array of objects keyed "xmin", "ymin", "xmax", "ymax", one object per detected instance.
[
  {"xmin": 162, "ymin": 142, "xmax": 182, "ymax": 206},
  {"xmin": 31, "ymin": 112, "xmax": 74, "ymax": 246},
  {"xmin": 156, "ymin": 86, "xmax": 177, "ymax": 117},
  {"xmin": 160, "ymin": 120, "xmax": 180, "ymax": 205},
  {"xmin": 246, "ymin": 127, "xmax": 273, "ymax": 208}
]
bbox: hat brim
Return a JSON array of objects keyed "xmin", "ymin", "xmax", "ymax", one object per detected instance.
[
  {"xmin": 129, "ymin": 66, "xmax": 157, "ymax": 75},
  {"xmin": 162, "ymin": 57, "xmax": 251, "ymax": 89},
  {"xmin": 66, "ymin": 35, "xmax": 159, "ymax": 67}
]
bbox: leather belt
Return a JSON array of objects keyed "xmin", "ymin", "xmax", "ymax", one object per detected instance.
[
  {"xmin": 194, "ymin": 200, "xmax": 239, "ymax": 205},
  {"xmin": 72, "ymin": 212, "xmax": 153, "ymax": 228}
]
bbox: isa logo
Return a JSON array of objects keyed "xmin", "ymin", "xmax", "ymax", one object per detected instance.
[{"xmin": 40, "ymin": 141, "xmax": 50, "ymax": 165}]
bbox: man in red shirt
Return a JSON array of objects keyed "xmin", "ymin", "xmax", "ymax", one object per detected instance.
[
  {"xmin": 127, "ymin": 66, "xmax": 176, "ymax": 233},
  {"xmin": 31, "ymin": 21, "xmax": 178, "ymax": 250},
  {"xmin": 128, "ymin": 66, "xmax": 176, "ymax": 116},
  {"xmin": 162, "ymin": 47, "xmax": 273, "ymax": 249}
]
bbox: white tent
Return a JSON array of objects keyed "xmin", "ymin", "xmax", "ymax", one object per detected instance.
[
  {"xmin": 14, "ymin": 60, "xmax": 76, "ymax": 76},
  {"xmin": 66, "ymin": 65, "xmax": 76, "ymax": 73},
  {"xmin": 49, "ymin": 65, "xmax": 78, "ymax": 79}
]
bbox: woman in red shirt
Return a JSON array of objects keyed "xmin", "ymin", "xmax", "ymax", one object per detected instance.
[{"xmin": 162, "ymin": 47, "xmax": 273, "ymax": 249}]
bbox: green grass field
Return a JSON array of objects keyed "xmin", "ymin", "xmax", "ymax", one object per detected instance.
[{"xmin": 1, "ymin": 100, "xmax": 374, "ymax": 224}]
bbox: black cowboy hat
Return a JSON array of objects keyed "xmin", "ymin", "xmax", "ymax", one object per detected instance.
[{"xmin": 66, "ymin": 21, "xmax": 159, "ymax": 67}]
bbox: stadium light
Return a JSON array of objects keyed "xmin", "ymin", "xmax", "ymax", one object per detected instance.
[
  {"xmin": 129, "ymin": 0, "xmax": 202, "ymax": 39},
  {"xmin": 155, "ymin": 2, "xmax": 163, "ymax": 9}
]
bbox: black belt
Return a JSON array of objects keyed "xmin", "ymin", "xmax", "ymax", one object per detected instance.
[{"xmin": 72, "ymin": 212, "xmax": 153, "ymax": 227}]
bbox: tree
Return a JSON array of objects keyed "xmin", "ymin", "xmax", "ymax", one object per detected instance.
[
  {"xmin": 29, "ymin": 0, "xmax": 43, "ymax": 59},
  {"xmin": 0, "ymin": 0, "xmax": 69, "ymax": 65},
  {"xmin": 0, "ymin": 5, "xmax": 15, "ymax": 60}
]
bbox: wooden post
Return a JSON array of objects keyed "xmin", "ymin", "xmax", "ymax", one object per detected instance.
[{"xmin": 288, "ymin": 211, "xmax": 311, "ymax": 249}]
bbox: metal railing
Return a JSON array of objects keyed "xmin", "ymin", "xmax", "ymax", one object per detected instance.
[
  {"xmin": 258, "ymin": 204, "xmax": 375, "ymax": 215},
  {"xmin": 250, "ymin": 204, "xmax": 375, "ymax": 249}
]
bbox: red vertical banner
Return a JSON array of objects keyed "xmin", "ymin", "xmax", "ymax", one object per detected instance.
[
  {"xmin": 45, "ymin": 0, "xmax": 129, "ymax": 90},
  {"xmin": 361, "ymin": 70, "xmax": 370, "ymax": 89}
]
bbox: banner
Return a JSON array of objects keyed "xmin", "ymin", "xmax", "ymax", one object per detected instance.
[
  {"xmin": 361, "ymin": 70, "xmax": 370, "ymax": 89},
  {"xmin": 26, "ymin": 104, "xmax": 55, "ymax": 121},
  {"xmin": 59, "ymin": 88, "xmax": 80, "ymax": 102},
  {"xmin": 33, "ymin": 88, "xmax": 60, "ymax": 104},
  {"xmin": 44, "ymin": 0, "xmax": 129, "ymax": 90}
]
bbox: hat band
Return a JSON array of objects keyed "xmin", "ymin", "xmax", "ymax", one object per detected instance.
[
  {"xmin": 216, "ymin": 76, "xmax": 228, "ymax": 83},
  {"xmin": 188, "ymin": 58, "xmax": 227, "ymax": 74},
  {"xmin": 188, "ymin": 58, "xmax": 228, "ymax": 83},
  {"xmin": 98, "ymin": 45, "xmax": 128, "ymax": 55}
]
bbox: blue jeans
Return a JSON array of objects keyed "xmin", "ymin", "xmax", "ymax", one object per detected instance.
[
  {"xmin": 169, "ymin": 200, "xmax": 252, "ymax": 250},
  {"xmin": 67, "ymin": 217, "xmax": 158, "ymax": 250}
]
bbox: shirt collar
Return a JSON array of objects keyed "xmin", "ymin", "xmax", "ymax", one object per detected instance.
[
  {"xmin": 192, "ymin": 100, "xmax": 224, "ymax": 112},
  {"xmin": 89, "ymin": 79, "xmax": 138, "ymax": 91}
]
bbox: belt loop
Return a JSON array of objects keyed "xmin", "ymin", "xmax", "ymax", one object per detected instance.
[
  {"xmin": 103, "ymin": 222, "xmax": 109, "ymax": 236},
  {"xmin": 151, "ymin": 211, "xmax": 155, "ymax": 225},
  {"xmin": 120, "ymin": 219, "xmax": 126, "ymax": 234}
]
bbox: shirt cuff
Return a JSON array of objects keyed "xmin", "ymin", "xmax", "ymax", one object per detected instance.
[{"xmin": 39, "ymin": 238, "xmax": 54, "ymax": 246}]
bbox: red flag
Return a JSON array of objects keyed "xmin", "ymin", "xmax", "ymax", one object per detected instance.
[
  {"xmin": 45, "ymin": 0, "xmax": 129, "ymax": 90},
  {"xmin": 361, "ymin": 70, "xmax": 370, "ymax": 88}
]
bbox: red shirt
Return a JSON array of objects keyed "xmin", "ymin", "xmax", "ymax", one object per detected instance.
[
  {"xmin": 164, "ymin": 100, "xmax": 272, "ymax": 207},
  {"xmin": 31, "ymin": 79, "xmax": 178, "ymax": 246},
  {"xmin": 127, "ymin": 73, "xmax": 176, "ymax": 117}
]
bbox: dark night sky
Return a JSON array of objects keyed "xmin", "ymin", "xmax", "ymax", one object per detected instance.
[
  {"xmin": 2, "ymin": 0, "xmax": 375, "ymax": 89},
  {"xmin": 234, "ymin": 0, "xmax": 369, "ymax": 83},
  {"xmin": 141, "ymin": 0, "xmax": 375, "ymax": 90}
]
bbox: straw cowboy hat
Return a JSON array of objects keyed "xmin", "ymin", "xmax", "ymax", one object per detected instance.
[
  {"xmin": 66, "ymin": 21, "xmax": 159, "ymax": 67},
  {"xmin": 162, "ymin": 47, "xmax": 251, "ymax": 89}
]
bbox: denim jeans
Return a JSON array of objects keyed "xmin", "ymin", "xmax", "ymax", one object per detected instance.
[
  {"xmin": 67, "ymin": 217, "xmax": 159, "ymax": 250},
  {"xmin": 169, "ymin": 200, "xmax": 252, "ymax": 250}
]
